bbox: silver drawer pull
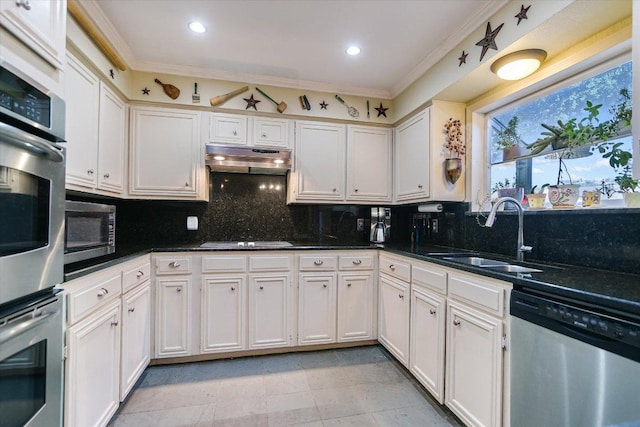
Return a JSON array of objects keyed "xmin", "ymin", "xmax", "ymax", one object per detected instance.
[
  {"xmin": 389, "ymin": 264, "xmax": 395, "ymax": 271},
  {"xmin": 136, "ymin": 270, "xmax": 145, "ymax": 278},
  {"xmin": 352, "ymin": 259, "xmax": 362, "ymax": 265},
  {"xmin": 104, "ymin": 173, "xmax": 110, "ymax": 179},
  {"xmin": 453, "ymin": 319, "xmax": 461, "ymax": 326},
  {"xmin": 97, "ymin": 288, "xmax": 109, "ymax": 297},
  {"xmin": 87, "ymin": 169, "xmax": 95, "ymax": 175},
  {"xmin": 314, "ymin": 260, "xmax": 324, "ymax": 266},
  {"xmin": 429, "ymin": 309, "xmax": 436, "ymax": 315},
  {"xmin": 169, "ymin": 261, "xmax": 181, "ymax": 268},
  {"xmin": 128, "ymin": 307, "xmax": 135, "ymax": 313}
]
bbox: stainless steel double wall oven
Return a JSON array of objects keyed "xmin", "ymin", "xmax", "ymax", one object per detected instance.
[{"xmin": 0, "ymin": 61, "xmax": 66, "ymax": 427}]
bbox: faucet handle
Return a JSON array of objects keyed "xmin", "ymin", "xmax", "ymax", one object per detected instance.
[{"xmin": 520, "ymin": 245, "xmax": 533, "ymax": 253}]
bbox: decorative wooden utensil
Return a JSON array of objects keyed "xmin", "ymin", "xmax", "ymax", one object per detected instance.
[
  {"xmin": 192, "ymin": 83, "xmax": 200, "ymax": 103},
  {"xmin": 154, "ymin": 78, "xmax": 180, "ymax": 99},
  {"xmin": 255, "ymin": 87, "xmax": 287, "ymax": 113},
  {"xmin": 209, "ymin": 86, "xmax": 249, "ymax": 107},
  {"xmin": 335, "ymin": 94, "xmax": 359, "ymax": 118}
]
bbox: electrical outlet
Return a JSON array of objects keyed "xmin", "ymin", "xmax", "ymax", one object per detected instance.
[
  {"xmin": 432, "ymin": 218, "xmax": 439, "ymax": 234},
  {"xmin": 187, "ymin": 216, "xmax": 198, "ymax": 230},
  {"xmin": 357, "ymin": 218, "xmax": 365, "ymax": 231}
]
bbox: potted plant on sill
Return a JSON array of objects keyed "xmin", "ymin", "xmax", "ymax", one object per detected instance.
[
  {"xmin": 526, "ymin": 184, "xmax": 549, "ymax": 209},
  {"xmin": 494, "ymin": 116, "xmax": 528, "ymax": 161},
  {"xmin": 443, "ymin": 117, "xmax": 465, "ymax": 184},
  {"xmin": 492, "ymin": 178, "xmax": 524, "ymax": 209},
  {"xmin": 615, "ymin": 166, "xmax": 640, "ymax": 207}
]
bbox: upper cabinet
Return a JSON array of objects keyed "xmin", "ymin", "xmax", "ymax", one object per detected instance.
[
  {"xmin": 209, "ymin": 113, "xmax": 291, "ymax": 148},
  {"xmin": 129, "ymin": 105, "xmax": 206, "ymax": 200},
  {"xmin": 64, "ymin": 52, "xmax": 127, "ymax": 196},
  {"xmin": 394, "ymin": 101, "xmax": 465, "ymax": 204},
  {"xmin": 346, "ymin": 125, "xmax": 392, "ymax": 203},
  {"xmin": 0, "ymin": 0, "xmax": 66, "ymax": 70}
]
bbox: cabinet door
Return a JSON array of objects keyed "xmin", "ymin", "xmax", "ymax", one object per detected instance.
[
  {"xmin": 410, "ymin": 286, "xmax": 445, "ymax": 404},
  {"xmin": 155, "ymin": 277, "xmax": 191, "ymax": 358},
  {"xmin": 248, "ymin": 274, "xmax": 292, "ymax": 349},
  {"xmin": 201, "ymin": 275, "xmax": 246, "ymax": 353},
  {"xmin": 395, "ymin": 109, "xmax": 430, "ymax": 202},
  {"xmin": 294, "ymin": 121, "xmax": 346, "ymax": 201},
  {"xmin": 298, "ymin": 273, "xmax": 336, "ymax": 345},
  {"xmin": 445, "ymin": 301, "xmax": 503, "ymax": 427},
  {"xmin": 0, "ymin": 0, "xmax": 66, "ymax": 69},
  {"xmin": 378, "ymin": 274, "xmax": 410, "ymax": 366},
  {"xmin": 97, "ymin": 82, "xmax": 126, "ymax": 194},
  {"xmin": 66, "ymin": 300, "xmax": 120, "ymax": 427},
  {"xmin": 210, "ymin": 113, "xmax": 247, "ymax": 145},
  {"xmin": 252, "ymin": 117, "xmax": 290, "ymax": 147},
  {"xmin": 130, "ymin": 106, "xmax": 200, "ymax": 197},
  {"xmin": 120, "ymin": 282, "xmax": 151, "ymax": 401},
  {"xmin": 65, "ymin": 52, "xmax": 99, "ymax": 189},
  {"xmin": 346, "ymin": 126, "xmax": 392, "ymax": 202},
  {"xmin": 337, "ymin": 273, "xmax": 374, "ymax": 342}
]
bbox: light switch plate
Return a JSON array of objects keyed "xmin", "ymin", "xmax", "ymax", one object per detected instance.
[{"xmin": 187, "ymin": 216, "xmax": 198, "ymax": 230}]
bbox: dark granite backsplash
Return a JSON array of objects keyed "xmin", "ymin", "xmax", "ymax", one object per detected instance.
[{"xmin": 392, "ymin": 203, "xmax": 640, "ymax": 275}]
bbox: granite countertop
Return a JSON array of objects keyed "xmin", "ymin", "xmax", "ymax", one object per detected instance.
[{"xmin": 63, "ymin": 241, "xmax": 640, "ymax": 317}]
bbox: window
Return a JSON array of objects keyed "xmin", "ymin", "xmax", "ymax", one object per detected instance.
[{"xmin": 487, "ymin": 60, "xmax": 632, "ymax": 206}]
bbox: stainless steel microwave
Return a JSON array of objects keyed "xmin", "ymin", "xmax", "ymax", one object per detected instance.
[{"xmin": 64, "ymin": 201, "xmax": 115, "ymax": 264}]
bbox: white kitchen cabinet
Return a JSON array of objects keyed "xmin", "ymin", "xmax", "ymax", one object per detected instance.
[
  {"xmin": 248, "ymin": 274, "xmax": 293, "ymax": 349},
  {"xmin": 445, "ymin": 300, "xmax": 503, "ymax": 427},
  {"xmin": 298, "ymin": 273, "xmax": 337, "ymax": 345},
  {"xmin": 337, "ymin": 272, "xmax": 374, "ymax": 342},
  {"xmin": 130, "ymin": 106, "xmax": 204, "ymax": 199},
  {"xmin": 292, "ymin": 121, "xmax": 346, "ymax": 201},
  {"xmin": 209, "ymin": 112, "xmax": 248, "ymax": 145},
  {"xmin": 155, "ymin": 277, "xmax": 192, "ymax": 358},
  {"xmin": 120, "ymin": 281, "xmax": 151, "ymax": 400},
  {"xmin": 201, "ymin": 275, "xmax": 247, "ymax": 353},
  {"xmin": 394, "ymin": 101, "xmax": 465, "ymax": 204},
  {"xmin": 378, "ymin": 274, "xmax": 410, "ymax": 366},
  {"xmin": 97, "ymin": 81, "xmax": 127, "ymax": 194},
  {"xmin": 65, "ymin": 299, "xmax": 121, "ymax": 427},
  {"xmin": 0, "ymin": 0, "xmax": 66, "ymax": 70},
  {"xmin": 346, "ymin": 125, "xmax": 393, "ymax": 202},
  {"xmin": 252, "ymin": 117, "xmax": 290, "ymax": 147},
  {"xmin": 65, "ymin": 51, "xmax": 100, "ymax": 189}
]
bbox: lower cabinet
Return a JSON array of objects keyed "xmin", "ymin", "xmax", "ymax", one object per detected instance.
[
  {"xmin": 201, "ymin": 275, "xmax": 246, "ymax": 353},
  {"xmin": 337, "ymin": 272, "xmax": 374, "ymax": 342},
  {"xmin": 378, "ymin": 274, "xmax": 410, "ymax": 366},
  {"xmin": 298, "ymin": 273, "xmax": 337, "ymax": 345},
  {"xmin": 120, "ymin": 282, "xmax": 151, "ymax": 400},
  {"xmin": 249, "ymin": 274, "xmax": 293, "ymax": 349},
  {"xmin": 155, "ymin": 277, "xmax": 192, "ymax": 358}
]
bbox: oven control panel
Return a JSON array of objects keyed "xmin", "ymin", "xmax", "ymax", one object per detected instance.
[{"xmin": 0, "ymin": 66, "xmax": 51, "ymax": 128}]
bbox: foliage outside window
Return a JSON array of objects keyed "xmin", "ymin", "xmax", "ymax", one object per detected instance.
[{"xmin": 487, "ymin": 61, "xmax": 633, "ymax": 205}]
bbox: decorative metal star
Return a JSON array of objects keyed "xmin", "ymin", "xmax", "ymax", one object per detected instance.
[
  {"xmin": 320, "ymin": 101, "xmax": 328, "ymax": 110},
  {"xmin": 142, "ymin": 87, "xmax": 150, "ymax": 95},
  {"xmin": 515, "ymin": 4, "xmax": 531, "ymax": 25},
  {"xmin": 109, "ymin": 69, "xmax": 115, "ymax": 79},
  {"xmin": 475, "ymin": 22, "xmax": 504, "ymax": 62},
  {"xmin": 458, "ymin": 50, "xmax": 468, "ymax": 67},
  {"xmin": 243, "ymin": 94, "xmax": 260, "ymax": 110},
  {"xmin": 375, "ymin": 103, "xmax": 388, "ymax": 118}
]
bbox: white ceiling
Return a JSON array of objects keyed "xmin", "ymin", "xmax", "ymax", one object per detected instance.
[{"xmin": 89, "ymin": 0, "xmax": 510, "ymax": 99}]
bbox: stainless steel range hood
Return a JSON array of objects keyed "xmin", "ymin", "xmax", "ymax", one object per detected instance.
[{"xmin": 205, "ymin": 144, "xmax": 292, "ymax": 174}]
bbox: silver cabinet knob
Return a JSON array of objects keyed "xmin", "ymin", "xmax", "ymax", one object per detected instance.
[
  {"xmin": 389, "ymin": 264, "xmax": 395, "ymax": 271},
  {"xmin": 259, "ymin": 286, "xmax": 264, "ymax": 290},
  {"xmin": 104, "ymin": 173, "xmax": 110, "ymax": 179},
  {"xmin": 88, "ymin": 169, "xmax": 95, "ymax": 175},
  {"xmin": 332, "ymin": 188, "xmax": 337, "ymax": 192},
  {"xmin": 323, "ymin": 284, "xmax": 327, "ymax": 288},
  {"xmin": 418, "ymin": 184, "xmax": 423, "ymax": 189},
  {"xmin": 314, "ymin": 260, "xmax": 323, "ymax": 266},
  {"xmin": 176, "ymin": 288, "xmax": 182, "ymax": 293},
  {"xmin": 169, "ymin": 261, "xmax": 181, "ymax": 268},
  {"xmin": 230, "ymin": 287, "xmax": 236, "ymax": 291},
  {"xmin": 398, "ymin": 294, "xmax": 404, "ymax": 299},
  {"xmin": 233, "ymin": 130, "xmax": 237, "ymax": 136},
  {"xmin": 97, "ymin": 288, "xmax": 109, "ymax": 297},
  {"xmin": 429, "ymin": 309, "xmax": 436, "ymax": 315},
  {"xmin": 352, "ymin": 259, "xmax": 362, "ymax": 265},
  {"xmin": 128, "ymin": 307, "xmax": 135, "ymax": 313},
  {"xmin": 111, "ymin": 320, "xmax": 119, "ymax": 327},
  {"xmin": 262, "ymin": 133, "xmax": 267, "ymax": 138},
  {"xmin": 453, "ymin": 319, "xmax": 461, "ymax": 326},
  {"xmin": 136, "ymin": 271, "xmax": 144, "ymax": 278},
  {"xmin": 15, "ymin": 0, "xmax": 31, "ymax": 10},
  {"xmin": 185, "ymin": 182, "xmax": 190, "ymax": 187},
  {"xmin": 354, "ymin": 188, "xmax": 359, "ymax": 192},
  {"xmin": 347, "ymin": 283, "xmax": 352, "ymax": 287}
]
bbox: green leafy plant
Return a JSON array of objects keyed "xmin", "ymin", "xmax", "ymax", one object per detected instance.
[
  {"xmin": 615, "ymin": 166, "xmax": 639, "ymax": 193},
  {"xmin": 491, "ymin": 178, "xmax": 514, "ymax": 193},
  {"xmin": 494, "ymin": 116, "xmax": 522, "ymax": 150},
  {"xmin": 529, "ymin": 184, "xmax": 549, "ymax": 194}
]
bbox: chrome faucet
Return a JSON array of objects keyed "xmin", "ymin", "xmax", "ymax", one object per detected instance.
[{"xmin": 482, "ymin": 197, "xmax": 532, "ymax": 262}]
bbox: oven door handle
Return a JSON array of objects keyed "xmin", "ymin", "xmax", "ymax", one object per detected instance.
[
  {"xmin": 0, "ymin": 122, "xmax": 64, "ymax": 162},
  {"xmin": 0, "ymin": 308, "xmax": 60, "ymax": 345}
]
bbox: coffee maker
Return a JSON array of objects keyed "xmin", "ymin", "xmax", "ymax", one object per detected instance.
[{"xmin": 370, "ymin": 207, "xmax": 391, "ymax": 244}]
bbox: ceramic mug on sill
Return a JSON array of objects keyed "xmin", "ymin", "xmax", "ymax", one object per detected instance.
[{"xmin": 582, "ymin": 190, "xmax": 601, "ymax": 207}]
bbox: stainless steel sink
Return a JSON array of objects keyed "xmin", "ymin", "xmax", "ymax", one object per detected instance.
[
  {"xmin": 483, "ymin": 265, "xmax": 542, "ymax": 273},
  {"xmin": 200, "ymin": 241, "xmax": 293, "ymax": 249},
  {"xmin": 442, "ymin": 256, "xmax": 509, "ymax": 267}
]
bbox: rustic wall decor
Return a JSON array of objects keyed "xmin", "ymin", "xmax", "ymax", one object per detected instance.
[
  {"xmin": 154, "ymin": 78, "xmax": 180, "ymax": 99},
  {"xmin": 475, "ymin": 22, "xmax": 504, "ymax": 61},
  {"xmin": 243, "ymin": 94, "xmax": 260, "ymax": 110},
  {"xmin": 375, "ymin": 102, "xmax": 389, "ymax": 118},
  {"xmin": 516, "ymin": 5, "xmax": 531, "ymax": 25},
  {"xmin": 320, "ymin": 101, "xmax": 328, "ymax": 110},
  {"xmin": 142, "ymin": 87, "xmax": 150, "ymax": 95},
  {"xmin": 458, "ymin": 50, "xmax": 468, "ymax": 66}
]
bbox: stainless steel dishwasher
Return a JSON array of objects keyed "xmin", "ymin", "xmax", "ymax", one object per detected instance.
[{"xmin": 510, "ymin": 288, "xmax": 640, "ymax": 427}]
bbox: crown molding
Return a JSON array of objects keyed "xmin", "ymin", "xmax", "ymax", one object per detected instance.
[{"xmin": 390, "ymin": 0, "xmax": 510, "ymax": 97}]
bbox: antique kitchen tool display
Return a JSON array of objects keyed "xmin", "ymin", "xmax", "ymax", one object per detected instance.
[
  {"xmin": 335, "ymin": 94, "xmax": 359, "ymax": 118},
  {"xmin": 192, "ymin": 82, "xmax": 200, "ymax": 103},
  {"xmin": 154, "ymin": 78, "xmax": 180, "ymax": 99},
  {"xmin": 256, "ymin": 87, "xmax": 287, "ymax": 113},
  {"xmin": 209, "ymin": 86, "xmax": 249, "ymax": 107}
]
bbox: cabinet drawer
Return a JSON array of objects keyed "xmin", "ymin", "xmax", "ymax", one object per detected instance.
[
  {"xmin": 299, "ymin": 255, "xmax": 338, "ymax": 271},
  {"xmin": 448, "ymin": 272, "xmax": 505, "ymax": 316},
  {"xmin": 379, "ymin": 256, "xmax": 411, "ymax": 282},
  {"xmin": 412, "ymin": 262, "xmax": 447, "ymax": 295},
  {"xmin": 155, "ymin": 256, "xmax": 192, "ymax": 275},
  {"xmin": 123, "ymin": 262, "xmax": 151, "ymax": 293},
  {"xmin": 68, "ymin": 272, "xmax": 122, "ymax": 324},
  {"xmin": 339, "ymin": 254, "xmax": 374, "ymax": 270},
  {"xmin": 249, "ymin": 255, "xmax": 292, "ymax": 272},
  {"xmin": 202, "ymin": 255, "xmax": 247, "ymax": 273}
]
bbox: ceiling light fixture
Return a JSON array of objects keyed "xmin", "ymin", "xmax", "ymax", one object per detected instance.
[
  {"xmin": 346, "ymin": 46, "xmax": 361, "ymax": 56},
  {"xmin": 188, "ymin": 21, "xmax": 207, "ymax": 33},
  {"xmin": 213, "ymin": 155, "xmax": 225, "ymax": 161},
  {"xmin": 490, "ymin": 49, "xmax": 547, "ymax": 80}
]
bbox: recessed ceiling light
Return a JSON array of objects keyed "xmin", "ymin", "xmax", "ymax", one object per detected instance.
[
  {"xmin": 346, "ymin": 46, "xmax": 361, "ymax": 56},
  {"xmin": 188, "ymin": 22, "xmax": 207, "ymax": 33}
]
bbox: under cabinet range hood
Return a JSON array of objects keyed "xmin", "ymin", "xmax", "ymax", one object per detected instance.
[{"xmin": 205, "ymin": 144, "xmax": 292, "ymax": 174}]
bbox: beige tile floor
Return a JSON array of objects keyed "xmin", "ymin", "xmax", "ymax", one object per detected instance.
[{"xmin": 109, "ymin": 345, "xmax": 463, "ymax": 427}]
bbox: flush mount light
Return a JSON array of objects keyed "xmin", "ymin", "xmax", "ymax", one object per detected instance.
[
  {"xmin": 490, "ymin": 49, "xmax": 547, "ymax": 80},
  {"xmin": 346, "ymin": 46, "xmax": 361, "ymax": 56},
  {"xmin": 273, "ymin": 159, "xmax": 284, "ymax": 164},
  {"xmin": 213, "ymin": 155, "xmax": 225, "ymax": 161},
  {"xmin": 188, "ymin": 21, "xmax": 207, "ymax": 33}
]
